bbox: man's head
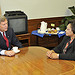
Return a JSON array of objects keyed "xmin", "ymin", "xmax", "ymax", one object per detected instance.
[{"xmin": 0, "ymin": 15, "xmax": 8, "ymax": 32}]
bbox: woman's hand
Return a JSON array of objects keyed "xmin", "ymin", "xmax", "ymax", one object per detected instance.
[
  {"xmin": 46, "ymin": 50, "xmax": 59, "ymax": 59},
  {"xmin": 46, "ymin": 50, "xmax": 55, "ymax": 58},
  {"xmin": 50, "ymin": 53, "xmax": 59, "ymax": 59}
]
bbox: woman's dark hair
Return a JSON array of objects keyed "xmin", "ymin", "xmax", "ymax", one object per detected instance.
[{"xmin": 68, "ymin": 19, "xmax": 75, "ymax": 34}]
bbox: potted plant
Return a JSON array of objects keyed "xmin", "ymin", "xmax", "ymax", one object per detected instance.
[{"xmin": 59, "ymin": 6, "xmax": 75, "ymax": 31}]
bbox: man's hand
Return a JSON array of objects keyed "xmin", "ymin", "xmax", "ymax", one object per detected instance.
[
  {"xmin": 46, "ymin": 50, "xmax": 55, "ymax": 58},
  {"xmin": 5, "ymin": 50, "xmax": 15, "ymax": 57}
]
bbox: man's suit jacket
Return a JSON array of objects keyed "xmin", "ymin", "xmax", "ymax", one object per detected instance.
[
  {"xmin": 53, "ymin": 36, "xmax": 75, "ymax": 60},
  {"xmin": 0, "ymin": 27, "xmax": 23, "ymax": 52}
]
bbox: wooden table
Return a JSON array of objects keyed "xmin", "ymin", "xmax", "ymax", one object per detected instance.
[{"xmin": 0, "ymin": 46, "xmax": 75, "ymax": 75}]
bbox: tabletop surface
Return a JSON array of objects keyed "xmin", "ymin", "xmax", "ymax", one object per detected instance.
[{"xmin": 0, "ymin": 46, "xmax": 75, "ymax": 75}]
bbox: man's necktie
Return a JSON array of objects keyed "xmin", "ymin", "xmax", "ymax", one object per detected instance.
[{"xmin": 3, "ymin": 32, "xmax": 9, "ymax": 48}]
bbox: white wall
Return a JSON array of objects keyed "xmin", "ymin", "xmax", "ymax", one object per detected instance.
[{"xmin": 0, "ymin": 0, "xmax": 75, "ymax": 19}]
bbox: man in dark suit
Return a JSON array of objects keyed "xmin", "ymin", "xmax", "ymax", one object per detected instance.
[
  {"xmin": 0, "ymin": 15, "xmax": 23, "ymax": 56},
  {"xmin": 46, "ymin": 19, "xmax": 75, "ymax": 60}
]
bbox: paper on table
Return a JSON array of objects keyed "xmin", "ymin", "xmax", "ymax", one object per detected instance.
[
  {"xmin": 59, "ymin": 31, "xmax": 65, "ymax": 34},
  {"xmin": 51, "ymin": 24, "xmax": 55, "ymax": 27},
  {"xmin": 12, "ymin": 49, "xmax": 20, "ymax": 53}
]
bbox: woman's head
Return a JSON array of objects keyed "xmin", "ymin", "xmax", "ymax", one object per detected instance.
[{"xmin": 65, "ymin": 19, "xmax": 75, "ymax": 37}]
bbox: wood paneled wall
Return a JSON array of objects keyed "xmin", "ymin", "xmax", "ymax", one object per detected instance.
[
  {"xmin": 28, "ymin": 17, "xmax": 65, "ymax": 45},
  {"xmin": 28, "ymin": 17, "xmax": 64, "ymax": 33}
]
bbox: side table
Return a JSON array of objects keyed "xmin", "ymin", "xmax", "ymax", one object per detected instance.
[
  {"xmin": 37, "ymin": 34, "xmax": 64, "ymax": 48},
  {"xmin": 16, "ymin": 33, "xmax": 30, "ymax": 47}
]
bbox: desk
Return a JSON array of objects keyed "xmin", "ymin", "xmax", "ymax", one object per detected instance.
[{"xmin": 0, "ymin": 46, "xmax": 75, "ymax": 75}]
